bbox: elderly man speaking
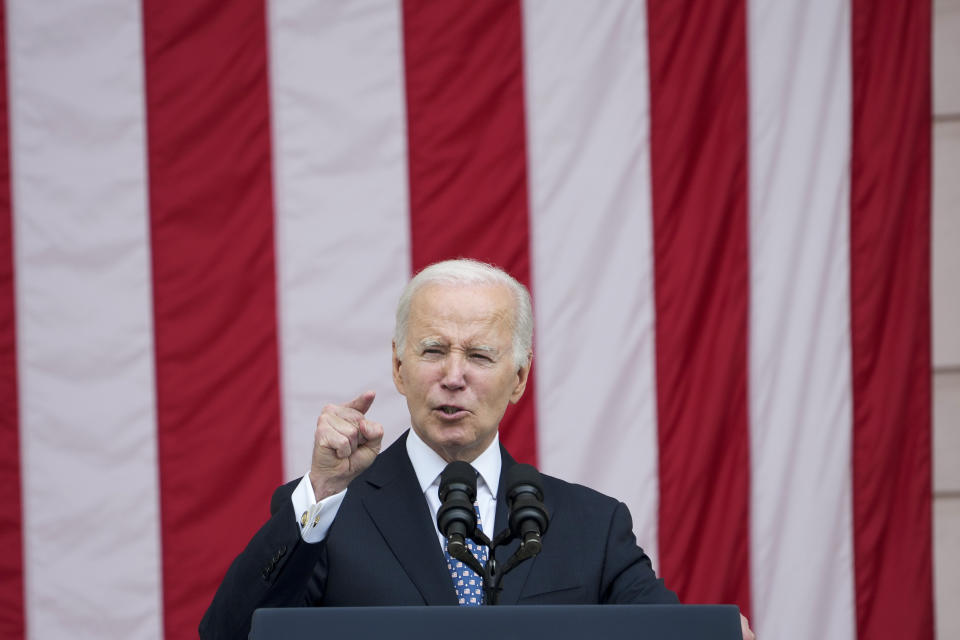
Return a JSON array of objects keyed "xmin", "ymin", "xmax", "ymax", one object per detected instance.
[{"xmin": 200, "ymin": 259, "xmax": 754, "ymax": 640}]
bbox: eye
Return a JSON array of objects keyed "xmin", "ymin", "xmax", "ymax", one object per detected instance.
[{"xmin": 469, "ymin": 353, "xmax": 494, "ymax": 363}]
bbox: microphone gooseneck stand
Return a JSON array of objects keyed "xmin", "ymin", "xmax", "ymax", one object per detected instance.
[{"xmin": 438, "ymin": 462, "xmax": 550, "ymax": 606}]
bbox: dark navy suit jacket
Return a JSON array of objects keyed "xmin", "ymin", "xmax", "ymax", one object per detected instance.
[{"xmin": 199, "ymin": 432, "xmax": 677, "ymax": 639}]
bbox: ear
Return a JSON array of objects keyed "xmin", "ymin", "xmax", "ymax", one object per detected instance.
[
  {"xmin": 509, "ymin": 350, "xmax": 533, "ymax": 404},
  {"xmin": 392, "ymin": 341, "xmax": 406, "ymax": 396}
]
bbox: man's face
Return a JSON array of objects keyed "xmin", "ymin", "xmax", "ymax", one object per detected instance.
[{"xmin": 392, "ymin": 282, "xmax": 531, "ymax": 463}]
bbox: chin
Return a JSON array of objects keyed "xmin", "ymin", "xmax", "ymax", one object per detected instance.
[
  {"xmin": 432, "ymin": 428, "xmax": 474, "ymax": 448},
  {"xmin": 423, "ymin": 425, "xmax": 479, "ymax": 453}
]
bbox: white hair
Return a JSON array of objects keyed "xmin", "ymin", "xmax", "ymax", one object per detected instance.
[{"xmin": 394, "ymin": 259, "xmax": 533, "ymax": 369}]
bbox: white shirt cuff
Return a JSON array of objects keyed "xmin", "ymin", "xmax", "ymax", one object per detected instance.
[{"xmin": 290, "ymin": 472, "xmax": 347, "ymax": 543}]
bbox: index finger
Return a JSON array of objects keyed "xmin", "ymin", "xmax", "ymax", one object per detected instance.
[{"xmin": 343, "ymin": 390, "xmax": 376, "ymax": 415}]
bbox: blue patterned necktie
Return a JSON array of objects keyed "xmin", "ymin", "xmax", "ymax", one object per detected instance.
[{"xmin": 445, "ymin": 503, "xmax": 488, "ymax": 605}]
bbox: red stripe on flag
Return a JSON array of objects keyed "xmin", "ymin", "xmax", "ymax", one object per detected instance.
[
  {"xmin": 141, "ymin": 2, "xmax": 283, "ymax": 637},
  {"xmin": 647, "ymin": 0, "xmax": 752, "ymax": 613},
  {"xmin": 0, "ymin": 2, "xmax": 25, "ymax": 636},
  {"xmin": 849, "ymin": 1, "xmax": 934, "ymax": 638},
  {"xmin": 402, "ymin": 0, "xmax": 537, "ymax": 464}
]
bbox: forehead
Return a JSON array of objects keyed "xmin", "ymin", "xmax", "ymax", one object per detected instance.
[{"xmin": 407, "ymin": 282, "xmax": 515, "ymax": 335}]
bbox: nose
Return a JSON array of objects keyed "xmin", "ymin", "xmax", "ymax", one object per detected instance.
[{"xmin": 440, "ymin": 353, "xmax": 466, "ymax": 390}]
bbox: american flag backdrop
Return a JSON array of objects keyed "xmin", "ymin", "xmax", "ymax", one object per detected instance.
[{"xmin": 0, "ymin": 1, "xmax": 933, "ymax": 639}]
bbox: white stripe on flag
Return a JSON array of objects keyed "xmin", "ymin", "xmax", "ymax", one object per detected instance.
[
  {"xmin": 268, "ymin": 0, "xmax": 413, "ymax": 478},
  {"xmin": 7, "ymin": 1, "xmax": 163, "ymax": 638},
  {"xmin": 524, "ymin": 0, "xmax": 660, "ymax": 565},
  {"xmin": 747, "ymin": 0, "xmax": 856, "ymax": 638}
]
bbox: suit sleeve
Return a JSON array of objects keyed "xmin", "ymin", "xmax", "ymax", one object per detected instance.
[
  {"xmin": 600, "ymin": 501, "xmax": 680, "ymax": 604},
  {"xmin": 198, "ymin": 482, "xmax": 327, "ymax": 640}
]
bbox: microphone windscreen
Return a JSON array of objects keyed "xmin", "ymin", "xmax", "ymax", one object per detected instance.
[
  {"xmin": 504, "ymin": 463, "xmax": 544, "ymax": 499},
  {"xmin": 439, "ymin": 460, "xmax": 477, "ymax": 500}
]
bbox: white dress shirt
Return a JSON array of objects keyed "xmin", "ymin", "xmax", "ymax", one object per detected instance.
[{"xmin": 291, "ymin": 429, "xmax": 501, "ymax": 549}]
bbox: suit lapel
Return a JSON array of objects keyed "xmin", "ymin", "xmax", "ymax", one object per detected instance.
[
  {"xmin": 494, "ymin": 445, "xmax": 515, "ymax": 544},
  {"xmin": 357, "ymin": 436, "xmax": 552, "ymax": 605},
  {"xmin": 360, "ymin": 434, "xmax": 458, "ymax": 605}
]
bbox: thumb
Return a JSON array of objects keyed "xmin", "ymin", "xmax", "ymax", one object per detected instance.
[{"xmin": 344, "ymin": 390, "xmax": 376, "ymax": 415}]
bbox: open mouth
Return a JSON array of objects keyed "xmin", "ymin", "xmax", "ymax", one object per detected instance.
[{"xmin": 435, "ymin": 405, "xmax": 466, "ymax": 417}]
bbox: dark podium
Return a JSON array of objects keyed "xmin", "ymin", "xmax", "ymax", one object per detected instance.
[{"xmin": 249, "ymin": 604, "xmax": 742, "ymax": 639}]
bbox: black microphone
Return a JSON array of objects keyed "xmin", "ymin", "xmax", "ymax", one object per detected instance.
[
  {"xmin": 504, "ymin": 464, "xmax": 549, "ymax": 556},
  {"xmin": 437, "ymin": 461, "xmax": 477, "ymax": 557}
]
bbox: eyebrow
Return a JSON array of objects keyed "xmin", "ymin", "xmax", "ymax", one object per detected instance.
[
  {"xmin": 468, "ymin": 345, "xmax": 497, "ymax": 354},
  {"xmin": 416, "ymin": 339, "xmax": 498, "ymax": 355}
]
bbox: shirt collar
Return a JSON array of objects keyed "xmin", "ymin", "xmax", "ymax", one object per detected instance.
[{"xmin": 406, "ymin": 427, "xmax": 501, "ymax": 497}]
